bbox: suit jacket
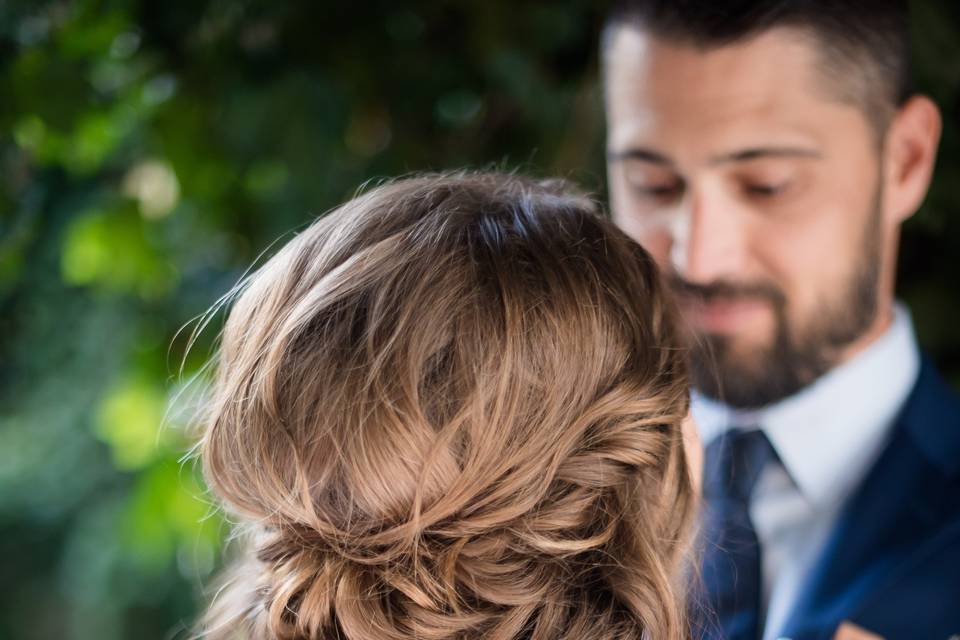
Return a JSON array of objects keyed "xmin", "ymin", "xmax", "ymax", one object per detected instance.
[{"xmin": 777, "ymin": 357, "xmax": 960, "ymax": 640}]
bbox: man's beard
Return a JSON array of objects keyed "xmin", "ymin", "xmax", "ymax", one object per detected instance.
[{"xmin": 673, "ymin": 189, "xmax": 883, "ymax": 410}]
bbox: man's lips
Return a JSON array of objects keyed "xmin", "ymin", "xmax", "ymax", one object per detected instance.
[{"xmin": 680, "ymin": 296, "xmax": 770, "ymax": 333}]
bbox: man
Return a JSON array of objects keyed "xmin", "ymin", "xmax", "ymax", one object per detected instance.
[{"xmin": 602, "ymin": 2, "xmax": 960, "ymax": 639}]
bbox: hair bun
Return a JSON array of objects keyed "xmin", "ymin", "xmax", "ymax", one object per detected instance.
[{"xmin": 196, "ymin": 172, "xmax": 695, "ymax": 639}]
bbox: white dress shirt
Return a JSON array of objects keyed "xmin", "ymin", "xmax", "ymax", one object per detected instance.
[{"xmin": 692, "ymin": 304, "xmax": 921, "ymax": 640}]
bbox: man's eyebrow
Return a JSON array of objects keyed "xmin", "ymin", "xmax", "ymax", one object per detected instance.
[
  {"xmin": 606, "ymin": 146, "xmax": 823, "ymax": 166},
  {"xmin": 606, "ymin": 148, "xmax": 674, "ymax": 166},
  {"xmin": 710, "ymin": 147, "xmax": 823, "ymax": 164}
]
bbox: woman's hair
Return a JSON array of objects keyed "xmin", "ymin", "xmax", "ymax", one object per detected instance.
[{"xmin": 196, "ymin": 171, "xmax": 696, "ymax": 640}]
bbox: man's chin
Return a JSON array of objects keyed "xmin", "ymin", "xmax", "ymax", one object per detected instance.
[{"xmin": 687, "ymin": 332, "xmax": 788, "ymax": 409}]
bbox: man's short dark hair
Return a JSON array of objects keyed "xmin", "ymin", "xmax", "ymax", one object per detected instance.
[{"xmin": 603, "ymin": 0, "xmax": 913, "ymax": 135}]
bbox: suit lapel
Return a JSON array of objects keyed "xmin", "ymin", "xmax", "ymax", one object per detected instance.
[{"xmin": 778, "ymin": 358, "xmax": 960, "ymax": 640}]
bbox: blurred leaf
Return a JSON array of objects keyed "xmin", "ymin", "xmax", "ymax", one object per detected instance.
[
  {"xmin": 118, "ymin": 458, "xmax": 222, "ymax": 575},
  {"xmin": 95, "ymin": 375, "xmax": 168, "ymax": 470},
  {"xmin": 60, "ymin": 204, "xmax": 179, "ymax": 298}
]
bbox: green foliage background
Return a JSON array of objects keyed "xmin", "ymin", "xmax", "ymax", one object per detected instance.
[{"xmin": 1, "ymin": 1, "xmax": 957, "ymax": 639}]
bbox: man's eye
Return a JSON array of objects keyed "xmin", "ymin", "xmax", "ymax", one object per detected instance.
[
  {"xmin": 744, "ymin": 182, "xmax": 789, "ymax": 197},
  {"xmin": 633, "ymin": 184, "xmax": 683, "ymax": 200}
]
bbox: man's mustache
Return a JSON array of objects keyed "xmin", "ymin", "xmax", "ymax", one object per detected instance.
[{"xmin": 667, "ymin": 273, "xmax": 786, "ymax": 307}]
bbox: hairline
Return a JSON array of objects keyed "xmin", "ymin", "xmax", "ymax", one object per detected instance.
[{"xmin": 601, "ymin": 19, "xmax": 904, "ymax": 142}]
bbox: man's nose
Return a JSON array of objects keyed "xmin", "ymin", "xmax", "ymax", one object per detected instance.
[{"xmin": 669, "ymin": 189, "xmax": 746, "ymax": 285}]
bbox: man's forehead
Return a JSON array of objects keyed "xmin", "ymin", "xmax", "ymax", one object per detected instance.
[
  {"xmin": 604, "ymin": 25, "xmax": 824, "ymax": 106},
  {"xmin": 603, "ymin": 25, "xmax": 856, "ymax": 156}
]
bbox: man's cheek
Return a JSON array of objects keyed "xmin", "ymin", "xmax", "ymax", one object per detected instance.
[{"xmin": 631, "ymin": 226, "xmax": 674, "ymax": 266}]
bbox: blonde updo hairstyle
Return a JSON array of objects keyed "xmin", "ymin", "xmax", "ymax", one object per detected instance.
[{"xmin": 197, "ymin": 172, "xmax": 696, "ymax": 639}]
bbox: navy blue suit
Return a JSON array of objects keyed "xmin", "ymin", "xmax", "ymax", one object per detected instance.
[{"xmin": 776, "ymin": 358, "xmax": 960, "ymax": 639}]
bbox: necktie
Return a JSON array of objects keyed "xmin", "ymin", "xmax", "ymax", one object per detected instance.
[{"xmin": 697, "ymin": 428, "xmax": 778, "ymax": 640}]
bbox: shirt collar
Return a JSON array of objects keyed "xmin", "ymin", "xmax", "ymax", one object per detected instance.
[{"xmin": 693, "ymin": 303, "xmax": 921, "ymax": 511}]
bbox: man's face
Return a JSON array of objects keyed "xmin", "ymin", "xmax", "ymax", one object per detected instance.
[{"xmin": 605, "ymin": 27, "xmax": 889, "ymax": 408}]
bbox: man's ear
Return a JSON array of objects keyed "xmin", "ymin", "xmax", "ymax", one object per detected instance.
[{"xmin": 883, "ymin": 95, "xmax": 942, "ymax": 225}]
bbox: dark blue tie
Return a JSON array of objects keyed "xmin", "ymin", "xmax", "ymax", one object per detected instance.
[{"xmin": 698, "ymin": 428, "xmax": 778, "ymax": 640}]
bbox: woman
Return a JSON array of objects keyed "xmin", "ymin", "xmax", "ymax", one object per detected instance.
[{"xmin": 195, "ymin": 171, "xmax": 701, "ymax": 639}]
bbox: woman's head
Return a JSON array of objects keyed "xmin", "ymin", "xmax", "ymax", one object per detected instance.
[{"xmin": 198, "ymin": 172, "xmax": 696, "ymax": 639}]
